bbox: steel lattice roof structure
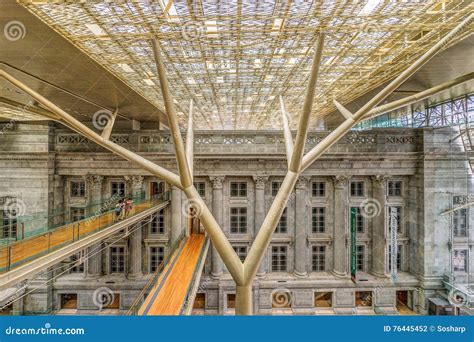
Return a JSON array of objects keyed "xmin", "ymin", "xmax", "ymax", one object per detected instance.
[{"xmin": 19, "ymin": 0, "xmax": 473, "ymax": 130}]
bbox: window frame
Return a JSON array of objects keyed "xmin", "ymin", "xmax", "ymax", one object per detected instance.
[
  {"xmin": 311, "ymin": 207, "xmax": 326, "ymax": 233},
  {"xmin": 230, "ymin": 207, "xmax": 247, "ymax": 234},
  {"xmin": 70, "ymin": 180, "xmax": 86, "ymax": 198},
  {"xmin": 230, "ymin": 182, "xmax": 247, "ymax": 198},
  {"xmin": 109, "ymin": 246, "xmax": 126, "ymax": 273},
  {"xmin": 149, "ymin": 246, "xmax": 165, "ymax": 273},
  {"xmin": 387, "ymin": 180, "xmax": 402, "ymax": 197},
  {"xmin": 311, "ymin": 245, "xmax": 326, "ymax": 272},
  {"xmin": 150, "ymin": 209, "xmax": 165, "ymax": 234},
  {"xmin": 311, "ymin": 181, "xmax": 326, "ymax": 197},
  {"xmin": 271, "ymin": 245, "xmax": 288, "ymax": 272},
  {"xmin": 194, "ymin": 182, "xmax": 206, "ymax": 197},
  {"xmin": 350, "ymin": 181, "xmax": 365, "ymax": 197},
  {"xmin": 111, "ymin": 181, "xmax": 126, "ymax": 198}
]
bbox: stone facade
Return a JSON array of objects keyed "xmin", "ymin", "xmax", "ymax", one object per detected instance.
[{"xmin": 0, "ymin": 122, "xmax": 472, "ymax": 315}]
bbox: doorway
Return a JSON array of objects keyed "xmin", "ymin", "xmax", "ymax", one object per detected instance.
[
  {"xmin": 150, "ymin": 181, "xmax": 164, "ymax": 199},
  {"xmin": 396, "ymin": 290, "xmax": 415, "ymax": 314}
]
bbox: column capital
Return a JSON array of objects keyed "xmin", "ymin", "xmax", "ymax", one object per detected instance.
[
  {"xmin": 331, "ymin": 175, "xmax": 350, "ymax": 188},
  {"xmin": 253, "ymin": 175, "xmax": 268, "ymax": 190},
  {"xmin": 84, "ymin": 174, "xmax": 103, "ymax": 189},
  {"xmin": 295, "ymin": 176, "xmax": 309, "ymax": 190},
  {"xmin": 209, "ymin": 176, "xmax": 225, "ymax": 189},
  {"xmin": 371, "ymin": 175, "xmax": 391, "ymax": 186},
  {"xmin": 130, "ymin": 175, "xmax": 144, "ymax": 189}
]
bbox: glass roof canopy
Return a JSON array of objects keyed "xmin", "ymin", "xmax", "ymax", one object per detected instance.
[{"xmin": 21, "ymin": 0, "xmax": 473, "ymax": 130}]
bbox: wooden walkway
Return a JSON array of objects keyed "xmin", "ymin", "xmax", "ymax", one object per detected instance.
[
  {"xmin": 0, "ymin": 199, "xmax": 158, "ymax": 273},
  {"xmin": 139, "ymin": 234, "xmax": 206, "ymax": 315}
]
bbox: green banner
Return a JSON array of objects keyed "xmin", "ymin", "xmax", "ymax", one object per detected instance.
[{"xmin": 350, "ymin": 207, "xmax": 357, "ymax": 282}]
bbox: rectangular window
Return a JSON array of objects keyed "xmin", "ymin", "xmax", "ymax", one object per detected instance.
[
  {"xmin": 312, "ymin": 245, "xmax": 326, "ymax": 272},
  {"xmin": 70, "ymin": 207, "xmax": 85, "ymax": 222},
  {"xmin": 275, "ymin": 207, "xmax": 288, "ymax": 234},
  {"xmin": 70, "ymin": 253, "xmax": 84, "ymax": 273},
  {"xmin": 454, "ymin": 249, "xmax": 468, "ymax": 272},
  {"xmin": 230, "ymin": 207, "xmax": 247, "ymax": 234},
  {"xmin": 356, "ymin": 245, "xmax": 365, "ymax": 271},
  {"xmin": 232, "ymin": 245, "xmax": 247, "ymax": 262},
  {"xmin": 271, "ymin": 245, "xmax": 288, "ymax": 272},
  {"xmin": 352, "ymin": 207, "xmax": 364, "ymax": 233},
  {"xmin": 150, "ymin": 209, "xmax": 165, "ymax": 234},
  {"xmin": 271, "ymin": 181, "xmax": 282, "ymax": 196},
  {"xmin": 388, "ymin": 206, "xmax": 402, "ymax": 233},
  {"xmin": 70, "ymin": 181, "xmax": 86, "ymax": 197},
  {"xmin": 311, "ymin": 181, "xmax": 326, "ymax": 197},
  {"xmin": 453, "ymin": 208, "xmax": 468, "ymax": 237},
  {"xmin": 387, "ymin": 180, "xmax": 402, "ymax": 197},
  {"xmin": 149, "ymin": 246, "xmax": 165, "ymax": 273},
  {"xmin": 194, "ymin": 182, "xmax": 206, "ymax": 197},
  {"xmin": 311, "ymin": 207, "xmax": 326, "ymax": 233},
  {"xmin": 1, "ymin": 210, "xmax": 17, "ymax": 239},
  {"xmin": 350, "ymin": 181, "xmax": 364, "ymax": 197},
  {"xmin": 111, "ymin": 181, "xmax": 126, "ymax": 197},
  {"xmin": 230, "ymin": 182, "xmax": 247, "ymax": 197},
  {"xmin": 110, "ymin": 246, "xmax": 125, "ymax": 273}
]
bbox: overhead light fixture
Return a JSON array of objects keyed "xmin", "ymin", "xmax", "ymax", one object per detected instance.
[
  {"xmin": 85, "ymin": 23, "xmax": 106, "ymax": 36},
  {"xmin": 271, "ymin": 18, "xmax": 284, "ymax": 35},
  {"xmin": 359, "ymin": 0, "xmax": 380, "ymax": 15},
  {"xmin": 118, "ymin": 63, "xmax": 134, "ymax": 72},
  {"xmin": 205, "ymin": 20, "xmax": 218, "ymax": 37}
]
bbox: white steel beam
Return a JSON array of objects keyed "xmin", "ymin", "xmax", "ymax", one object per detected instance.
[
  {"xmin": 100, "ymin": 108, "xmax": 118, "ymax": 140},
  {"xmin": 333, "ymin": 99, "xmax": 354, "ymax": 120},
  {"xmin": 185, "ymin": 99, "xmax": 194, "ymax": 180},
  {"xmin": 301, "ymin": 13, "xmax": 473, "ymax": 172},
  {"xmin": 0, "ymin": 69, "xmax": 182, "ymax": 188},
  {"xmin": 279, "ymin": 95, "xmax": 293, "ymax": 167}
]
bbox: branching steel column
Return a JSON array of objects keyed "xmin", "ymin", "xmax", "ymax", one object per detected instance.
[
  {"xmin": 289, "ymin": 33, "xmax": 325, "ymax": 173},
  {"xmin": 152, "ymin": 39, "xmax": 193, "ymax": 188},
  {"xmin": 279, "ymin": 95, "xmax": 293, "ymax": 166}
]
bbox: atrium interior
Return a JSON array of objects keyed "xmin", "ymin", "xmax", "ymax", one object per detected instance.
[{"xmin": 0, "ymin": 0, "xmax": 473, "ymax": 316}]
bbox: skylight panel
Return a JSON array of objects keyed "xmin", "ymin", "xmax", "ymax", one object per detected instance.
[
  {"xmin": 359, "ymin": 0, "xmax": 381, "ymax": 16},
  {"xmin": 85, "ymin": 23, "xmax": 106, "ymax": 36},
  {"xmin": 118, "ymin": 64, "xmax": 134, "ymax": 73}
]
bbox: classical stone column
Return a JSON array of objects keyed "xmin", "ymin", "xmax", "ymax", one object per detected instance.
[
  {"xmin": 170, "ymin": 185, "xmax": 182, "ymax": 247},
  {"xmin": 130, "ymin": 175, "xmax": 144, "ymax": 199},
  {"xmin": 85, "ymin": 174, "xmax": 104, "ymax": 213},
  {"xmin": 332, "ymin": 175, "xmax": 350, "ymax": 277},
  {"xmin": 128, "ymin": 224, "xmax": 143, "ymax": 279},
  {"xmin": 86, "ymin": 243, "xmax": 102, "ymax": 278},
  {"xmin": 210, "ymin": 176, "xmax": 224, "ymax": 278},
  {"xmin": 371, "ymin": 175, "xmax": 388, "ymax": 277},
  {"xmin": 294, "ymin": 176, "xmax": 309, "ymax": 277},
  {"xmin": 85, "ymin": 175, "xmax": 103, "ymax": 278},
  {"xmin": 253, "ymin": 175, "xmax": 268, "ymax": 277}
]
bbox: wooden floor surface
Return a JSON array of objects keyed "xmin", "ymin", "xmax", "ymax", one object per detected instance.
[
  {"xmin": 0, "ymin": 200, "xmax": 156, "ymax": 272},
  {"xmin": 140, "ymin": 234, "xmax": 206, "ymax": 316}
]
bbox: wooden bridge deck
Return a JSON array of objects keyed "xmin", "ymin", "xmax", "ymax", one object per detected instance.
[{"xmin": 139, "ymin": 234, "xmax": 206, "ymax": 316}]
